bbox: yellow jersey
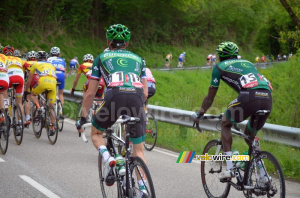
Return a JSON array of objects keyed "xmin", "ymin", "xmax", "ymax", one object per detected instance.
[
  {"xmin": 0, "ymin": 54, "xmax": 8, "ymax": 73},
  {"xmin": 30, "ymin": 61, "xmax": 57, "ymax": 78},
  {"xmin": 6, "ymin": 56, "xmax": 23, "ymax": 70}
]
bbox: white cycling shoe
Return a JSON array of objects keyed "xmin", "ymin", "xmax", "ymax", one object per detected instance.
[{"xmin": 218, "ymin": 169, "xmax": 234, "ymax": 180}]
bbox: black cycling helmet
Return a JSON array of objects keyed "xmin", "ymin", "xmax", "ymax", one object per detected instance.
[
  {"xmin": 216, "ymin": 41, "xmax": 239, "ymax": 58},
  {"xmin": 37, "ymin": 51, "xmax": 47, "ymax": 61}
]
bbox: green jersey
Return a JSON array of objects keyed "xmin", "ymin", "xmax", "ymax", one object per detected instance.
[
  {"xmin": 90, "ymin": 49, "xmax": 146, "ymax": 89},
  {"xmin": 210, "ymin": 59, "xmax": 272, "ymax": 92}
]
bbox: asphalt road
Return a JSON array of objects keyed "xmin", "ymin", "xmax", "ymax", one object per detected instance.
[{"xmin": 1, "ymin": 118, "xmax": 299, "ymax": 198}]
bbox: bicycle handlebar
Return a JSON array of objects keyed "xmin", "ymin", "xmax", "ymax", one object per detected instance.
[{"xmin": 194, "ymin": 114, "xmax": 240, "ymax": 133}]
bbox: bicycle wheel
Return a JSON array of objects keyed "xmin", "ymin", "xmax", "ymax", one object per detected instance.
[
  {"xmin": 56, "ymin": 100, "xmax": 64, "ymax": 132},
  {"xmin": 0, "ymin": 109, "xmax": 9, "ymax": 154},
  {"xmin": 46, "ymin": 106, "xmax": 58, "ymax": 145},
  {"xmin": 129, "ymin": 156, "xmax": 156, "ymax": 198},
  {"xmin": 245, "ymin": 151, "xmax": 285, "ymax": 198},
  {"xmin": 144, "ymin": 112, "xmax": 158, "ymax": 151},
  {"xmin": 12, "ymin": 105, "xmax": 24, "ymax": 145},
  {"xmin": 32, "ymin": 103, "xmax": 43, "ymax": 138},
  {"xmin": 201, "ymin": 139, "xmax": 231, "ymax": 198},
  {"xmin": 98, "ymin": 153, "xmax": 123, "ymax": 198}
]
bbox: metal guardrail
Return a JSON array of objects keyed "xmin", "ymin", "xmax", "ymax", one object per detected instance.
[{"xmin": 63, "ymin": 90, "xmax": 300, "ymax": 148}]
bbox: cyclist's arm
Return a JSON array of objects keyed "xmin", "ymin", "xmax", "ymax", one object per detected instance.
[
  {"xmin": 72, "ymin": 73, "xmax": 81, "ymax": 89},
  {"xmin": 142, "ymin": 78, "xmax": 148, "ymax": 101},
  {"xmin": 25, "ymin": 72, "xmax": 34, "ymax": 91},
  {"xmin": 198, "ymin": 65, "xmax": 221, "ymax": 115},
  {"xmin": 81, "ymin": 79, "xmax": 98, "ymax": 118},
  {"xmin": 199, "ymin": 87, "xmax": 218, "ymax": 115}
]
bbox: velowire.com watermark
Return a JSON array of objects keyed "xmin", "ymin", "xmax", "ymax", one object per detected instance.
[{"xmin": 195, "ymin": 153, "xmax": 249, "ymax": 161}]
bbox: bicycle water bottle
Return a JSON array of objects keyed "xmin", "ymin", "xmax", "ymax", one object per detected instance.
[
  {"xmin": 115, "ymin": 154, "xmax": 125, "ymax": 176},
  {"xmin": 8, "ymin": 105, "xmax": 12, "ymax": 116},
  {"xmin": 232, "ymin": 149, "xmax": 239, "ymax": 167},
  {"xmin": 236, "ymin": 151, "xmax": 248, "ymax": 170},
  {"xmin": 254, "ymin": 137, "xmax": 260, "ymax": 148}
]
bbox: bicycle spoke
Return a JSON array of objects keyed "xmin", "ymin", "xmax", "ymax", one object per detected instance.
[
  {"xmin": 47, "ymin": 106, "xmax": 58, "ymax": 145},
  {"xmin": 144, "ymin": 112, "xmax": 157, "ymax": 151},
  {"xmin": 0, "ymin": 110, "xmax": 9, "ymax": 154}
]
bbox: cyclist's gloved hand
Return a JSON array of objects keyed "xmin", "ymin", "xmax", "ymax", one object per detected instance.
[
  {"xmin": 70, "ymin": 88, "xmax": 75, "ymax": 95},
  {"xmin": 192, "ymin": 111, "xmax": 203, "ymax": 123},
  {"xmin": 76, "ymin": 117, "xmax": 87, "ymax": 130}
]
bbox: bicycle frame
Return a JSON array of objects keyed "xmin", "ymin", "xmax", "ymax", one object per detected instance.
[{"xmin": 202, "ymin": 114, "xmax": 268, "ymax": 191}]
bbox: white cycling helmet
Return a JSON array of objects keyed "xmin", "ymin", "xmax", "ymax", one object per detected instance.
[
  {"xmin": 83, "ymin": 54, "xmax": 94, "ymax": 62},
  {"xmin": 27, "ymin": 51, "xmax": 37, "ymax": 59},
  {"xmin": 183, "ymin": 52, "xmax": 186, "ymax": 54},
  {"xmin": 50, "ymin": 46, "xmax": 60, "ymax": 56}
]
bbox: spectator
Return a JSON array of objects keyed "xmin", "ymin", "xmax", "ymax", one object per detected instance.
[{"xmin": 266, "ymin": 55, "xmax": 271, "ymax": 62}]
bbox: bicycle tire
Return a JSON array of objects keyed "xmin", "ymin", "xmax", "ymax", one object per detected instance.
[
  {"xmin": 129, "ymin": 156, "xmax": 156, "ymax": 198},
  {"xmin": 56, "ymin": 100, "xmax": 64, "ymax": 132},
  {"xmin": 32, "ymin": 103, "xmax": 43, "ymax": 138},
  {"xmin": 46, "ymin": 106, "xmax": 58, "ymax": 145},
  {"xmin": 244, "ymin": 151, "xmax": 285, "ymax": 198},
  {"xmin": 144, "ymin": 112, "xmax": 158, "ymax": 151},
  {"xmin": 0, "ymin": 109, "xmax": 9, "ymax": 154},
  {"xmin": 201, "ymin": 139, "xmax": 231, "ymax": 198},
  {"xmin": 98, "ymin": 153, "xmax": 123, "ymax": 198},
  {"xmin": 12, "ymin": 104, "xmax": 24, "ymax": 145}
]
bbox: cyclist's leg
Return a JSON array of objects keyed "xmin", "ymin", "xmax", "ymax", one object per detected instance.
[
  {"xmin": 0, "ymin": 74, "xmax": 9, "ymax": 110},
  {"xmin": 47, "ymin": 78, "xmax": 57, "ymax": 125},
  {"xmin": 56, "ymin": 72, "xmax": 65, "ymax": 106},
  {"xmin": 9, "ymin": 71, "xmax": 25, "ymax": 120}
]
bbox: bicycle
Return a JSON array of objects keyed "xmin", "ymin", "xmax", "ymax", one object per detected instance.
[
  {"xmin": 31, "ymin": 90, "xmax": 58, "ymax": 145},
  {"xmin": 8, "ymin": 84, "xmax": 24, "ymax": 145},
  {"xmin": 197, "ymin": 110, "xmax": 285, "ymax": 198},
  {"xmin": 144, "ymin": 111, "xmax": 157, "ymax": 151},
  {"xmin": 96, "ymin": 115, "xmax": 156, "ymax": 198},
  {"xmin": 0, "ymin": 106, "xmax": 10, "ymax": 154},
  {"xmin": 55, "ymin": 82, "xmax": 64, "ymax": 132}
]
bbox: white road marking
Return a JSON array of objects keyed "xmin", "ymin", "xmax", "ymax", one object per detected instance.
[
  {"xmin": 19, "ymin": 175, "xmax": 60, "ymax": 198},
  {"xmin": 0, "ymin": 158, "xmax": 5, "ymax": 162}
]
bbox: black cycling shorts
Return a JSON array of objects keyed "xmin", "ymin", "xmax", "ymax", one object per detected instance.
[
  {"xmin": 225, "ymin": 89, "xmax": 272, "ymax": 132},
  {"xmin": 147, "ymin": 82, "xmax": 156, "ymax": 99},
  {"xmin": 92, "ymin": 87, "xmax": 146, "ymax": 144}
]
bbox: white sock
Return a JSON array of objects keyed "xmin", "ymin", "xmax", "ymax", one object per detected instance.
[
  {"xmin": 99, "ymin": 146, "xmax": 110, "ymax": 162},
  {"xmin": 224, "ymin": 151, "xmax": 233, "ymax": 170},
  {"xmin": 138, "ymin": 180, "xmax": 147, "ymax": 187},
  {"xmin": 26, "ymin": 115, "xmax": 31, "ymax": 121},
  {"xmin": 257, "ymin": 161, "xmax": 267, "ymax": 178}
]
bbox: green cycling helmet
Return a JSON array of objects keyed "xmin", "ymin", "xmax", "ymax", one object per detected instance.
[
  {"xmin": 106, "ymin": 24, "xmax": 131, "ymax": 42},
  {"xmin": 216, "ymin": 41, "xmax": 239, "ymax": 57}
]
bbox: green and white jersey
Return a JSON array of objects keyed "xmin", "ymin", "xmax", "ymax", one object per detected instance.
[
  {"xmin": 210, "ymin": 59, "xmax": 272, "ymax": 92},
  {"xmin": 91, "ymin": 49, "xmax": 146, "ymax": 89}
]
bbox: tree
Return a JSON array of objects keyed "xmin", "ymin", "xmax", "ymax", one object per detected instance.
[{"xmin": 279, "ymin": 0, "xmax": 300, "ymax": 29}]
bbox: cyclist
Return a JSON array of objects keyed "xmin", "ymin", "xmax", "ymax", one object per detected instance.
[
  {"xmin": 165, "ymin": 52, "xmax": 172, "ymax": 68},
  {"xmin": 192, "ymin": 41, "xmax": 272, "ymax": 185},
  {"xmin": 68, "ymin": 57, "xmax": 79, "ymax": 76},
  {"xmin": 0, "ymin": 53, "xmax": 9, "ymax": 117},
  {"xmin": 206, "ymin": 53, "xmax": 212, "ymax": 66},
  {"xmin": 23, "ymin": 51, "xmax": 39, "ymax": 125},
  {"xmin": 70, "ymin": 54, "xmax": 105, "ymax": 100},
  {"xmin": 3, "ymin": 46, "xmax": 25, "ymax": 132},
  {"xmin": 178, "ymin": 52, "xmax": 186, "ymax": 67},
  {"xmin": 211, "ymin": 54, "xmax": 216, "ymax": 65},
  {"xmin": 143, "ymin": 59, "xmax": 156, "ymax": 112},
  {"xmin": 47, "ymin": 46, "xmax": 66, "ymax": 107},
  {"xmin": 76, "ymin": 24, "xmax": 149, "ymax": 194},
  {"xmin": 24, "ymin": 51, "xmax": 57, "ymax": 135}
]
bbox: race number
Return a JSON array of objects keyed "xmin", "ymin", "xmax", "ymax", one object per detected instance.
[
  {"xmin": 239, "ymin": 73, "xmax": 258, "ymax": 88},
  {"xmin": 0, "ymin": 62, "xmax": 7, "ymax": 72},
  {"xmin": 108, "ymin": 72, "xmax": 143, "ymax": 88}
]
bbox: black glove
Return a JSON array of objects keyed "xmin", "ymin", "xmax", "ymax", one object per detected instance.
[
  {"xmin": 70, "ymin": 88, "xmax": 75, "ymax": 95},
  {"xmin": 192, "ymin": 111, "xmax": 203, "ymax": 123},
  {"xmin": 76, "ymin": 117, "xmax": 87, "ymax": 130}
]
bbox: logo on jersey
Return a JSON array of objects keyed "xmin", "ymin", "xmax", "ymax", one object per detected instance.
[
  {"xmin": 93, "ymin": 66, "xmax": 99, "ymax": 71},
  {"xmin": 227, "ymin": 65, "xmax": 243, "ymax": 73},
  {"xmin": 213, "ymin": 78, "xmax": 218, "ymax": 84},
  {"xmin": 117, "ymin": 58, "xmax": 128, "ymax": 67}
]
